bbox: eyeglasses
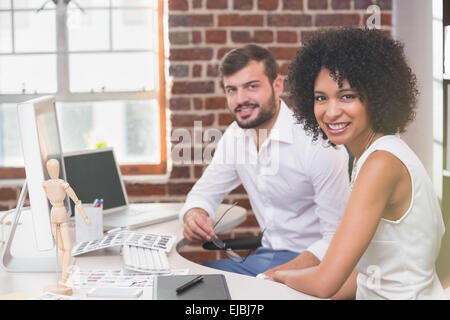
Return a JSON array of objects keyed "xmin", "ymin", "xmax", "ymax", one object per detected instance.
[{"xmin": 210, "ymin": 202, "xmax": 265, "ymax": 263}]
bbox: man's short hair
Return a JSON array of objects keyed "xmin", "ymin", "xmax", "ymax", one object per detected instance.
[{"xmin": 219, "ymin": 44, "xmax": 279, "ymax": 84}]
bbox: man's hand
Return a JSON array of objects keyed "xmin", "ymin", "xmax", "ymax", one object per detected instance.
[{"xmin": 183, "ymin": 208, "xmax": 215, "ymax": 243}]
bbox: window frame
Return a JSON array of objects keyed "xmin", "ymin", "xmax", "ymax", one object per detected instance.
[{"xmin": 0, "ymin": 0, "xmax": 167, "ymax": 179}]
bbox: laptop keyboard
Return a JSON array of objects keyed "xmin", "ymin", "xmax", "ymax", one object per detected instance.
[
  {"xmin": 122, "ymin": 245, "xmax": 170, "ymax": 274},
  {"xmin": 103, "ymin": 208, "xmax": 179, "ymax": 229}
]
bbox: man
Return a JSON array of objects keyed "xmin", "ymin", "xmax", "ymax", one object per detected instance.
[{"xmin": 180, "ymin": 44, "xmax": 350, "ymax": 277}]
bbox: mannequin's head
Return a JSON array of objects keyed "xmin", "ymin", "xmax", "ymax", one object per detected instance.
[{"xmin": 46, "ymin": 158, "xmax": 60, "ymax": 179}]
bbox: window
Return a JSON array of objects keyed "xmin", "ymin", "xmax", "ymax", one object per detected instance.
[{"xmin": 0, "ymin": 0, "xmax": 167, "ymax": 178}]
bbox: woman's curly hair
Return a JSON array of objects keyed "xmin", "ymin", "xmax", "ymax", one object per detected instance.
[{"xmin": 287, "ymin": 27, "xmax": 418, "ymax": 143}]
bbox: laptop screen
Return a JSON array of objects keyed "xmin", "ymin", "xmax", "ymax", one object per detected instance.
[{"xmin": 63, "ymin": 149, "xmax": 127, "ymax": 214}]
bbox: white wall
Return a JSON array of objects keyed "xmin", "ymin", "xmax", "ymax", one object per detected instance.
[{"xmin": 393, "ymin": 0, "xmax": 443, "ymax": 198}]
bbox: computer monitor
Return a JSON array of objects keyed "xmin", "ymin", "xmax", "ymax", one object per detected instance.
[
  {"xmin": 63, "ymin": 148, "xmax": 127, "ymax": 215},
  {"xmin": 1, "ymin": 95, "xmax": 67, "ymax": 273},
  {"xmin": 17, "ymin": 95, "xmax": 66, "ymax": 251}
]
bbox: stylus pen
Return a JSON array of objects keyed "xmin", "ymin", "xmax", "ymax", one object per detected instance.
[{"xmin": 176, "ymin": 275, "xmax": 204, "ymax": 294}]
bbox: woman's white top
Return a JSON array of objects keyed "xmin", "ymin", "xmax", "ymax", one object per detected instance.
[{"xmin": 355, "ymin": 135, "xmax": 446, "ymax": 300}]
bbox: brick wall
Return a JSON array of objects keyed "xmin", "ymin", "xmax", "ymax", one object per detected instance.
[{"xmin": 0, "ymin": 0, "xmax": 392, "ymax": 265}]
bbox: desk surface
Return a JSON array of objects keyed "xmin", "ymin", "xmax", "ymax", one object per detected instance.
[{"xmin": 0, "ymin": 203, "xmax": 316, "ymax": 300}]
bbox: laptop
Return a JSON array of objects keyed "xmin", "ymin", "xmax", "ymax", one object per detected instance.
[{"xmin": 63, "ymin": 148, "xmax": 179, "ymax": 229}]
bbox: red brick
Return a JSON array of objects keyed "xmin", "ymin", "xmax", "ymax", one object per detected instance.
[
  {"xmin": 356, "ymin": 0, "xmax": 393, "ymax": 10},
  {"xmin": 194, "ymin": 165, "xmax": 206, "ymax": 178},
  {"xmin": 253, "ymin": 30, "xmax": 274, "ymax": 43},
  {"xmin": 218, "ymin": 113, "xmax": 234, "ymax": 126},
  {"xmin": 206, "ymin": 0, "xmax": 228, "ymax": 9},
  {"xmin": 193, "ymin": 97, "xmax": 203, "ymax": 110},
  {"xmin": 193, "ymin": 64, "xmax": 202, "ymax": 77},
  {"xmin": 308, "ymin": 0, "xmax": 327, "ymax": 9},
  {"xmin": 268, "ymin": 14, "xmax": 312, "ymax": 27},
  {"xmin": 277, "ymin": 31, "xmax": 298, "ymax": 43},
  {"xmin": 170, "ymin": 48, "xmax": 213, "ymax": 61},
  {"xmin": 231, "ymin": 31, "xmax": 252, "ymax": 43},
  {"xmin": 205, "ymin": 97, "xmax": 228, "ymax": 110},
  {"xmin": 169, "ymin": 0, "xmax": 188, "ymax": 11},
  {"xmin": 315, "ymin": 14, "xmax": 361, "ymax": 26},
  {"xmin": 0, "ymin": 187, "xmax": 17, "ymax": 201},
  {"xmin": 269, "ymin": 47, "xmax": 298, "ymax": 60},
  {"xmin": 205, "ymin": 30, "xmax": 227, "ymax": 44},
  {"xmin": 171, "ymin": 113, "xmax": 215, "ymax": 127},
  {"xmin": 282, "ymin": 0, "xmax": 303, "ymax": 10},
  {"xmin": 169, "ymin": 14, "xmax": 213, "ymax": 27},
  {"xmin": 192, "ymin": 31, "xmax": 202, "ymax": 44},
  {"xmin": 192, "ymin": 0, "xmax": 202, "ymax": 9},
  {"xmin": 331, "ymin": 0, "xmax": 351, "ymax": 10},
  {"xmin": 170, "ymin": 97, "xmax": 191, "ymax": 110},
  {"xmin": 233, "ymin": 0, "xmax": 253, "ymax": 10},
  {"xmin": 207, "ymin": 64, "xmax": 219, "ymax": 77},
  {"xmin": 301, "ymin": 30, "xmax": 319, "ymax": 44},
  {"xmin": 258, "ymin": 0, "xmax": 278, "ymax": 10},
  {"xmin": 170, "ymin": 166, "xmax": 191, "ymax": 179},
  {"xmin": 228, "ymin": 198, "xmax": 252, "ymax": 210},
  {"xmin": 230, "ymin": 185, "xmax": 247, "ymax": 195},
  {"xmin": 167, "ymin": 182, "xmax": 195, "ymax": 195},
  {"xmin": 240, "ymin": 213, "xmax": 259, "ymax": 227},
  {"xmin": 218, "ymin": 14, "xmax": 264, "ymax": 27},
  {"xmin": 171, "ymin": 81, "xmax": 215, "ymax": 94},
  {"xmin": 217, "ymin": 47, "xmax": 234, "ymax": 60},
  {"xmin": 169, "ymin": 31, "xmax": 190, "ymax": 45},
  {"xmin": 125, "ymin": 183, "xmax": 167, "ymax": 197},
  {"xmin": 280, "ymin": 62, "xmax": 291, "ymax": 75},
  {"xmin": 169, "ymin": 64, "xmax": 189, "ymax": 77}
]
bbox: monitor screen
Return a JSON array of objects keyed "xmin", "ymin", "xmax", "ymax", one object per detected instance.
[{"xmin": 63, "ymin": 149, "xmax": 127, "ymax": 213}]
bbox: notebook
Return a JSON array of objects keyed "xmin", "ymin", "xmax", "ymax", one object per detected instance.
[
  {"xmin": 153, "ymin": 274, "xmax": 231, "ymax": 300},
  {"xmin": 63, "ymin": 148, "xmax": 179, "ymax": 229}
]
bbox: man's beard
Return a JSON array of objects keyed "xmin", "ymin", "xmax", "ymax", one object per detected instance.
[{"xmin": 233, "ymin": 91, "xmax": 277, "ymax": 129}]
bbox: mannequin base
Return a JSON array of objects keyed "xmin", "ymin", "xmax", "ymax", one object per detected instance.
[{"xmin": 43, "ymin": 284, "xmax": 72, "ymax": 296}]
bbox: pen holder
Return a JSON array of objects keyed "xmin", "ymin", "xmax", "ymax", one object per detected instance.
[{"xmin": 75, "ymin": 204, "xmax": 103, "ymax": 243}]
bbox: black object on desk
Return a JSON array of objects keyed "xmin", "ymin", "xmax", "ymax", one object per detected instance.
[
  {"xmin": 153, "ymin": 274, "xmax": 231, "ymax": 300},
  {"xmin": 176, "ymin": 275, "xmax": 204, "ymax": 294}
]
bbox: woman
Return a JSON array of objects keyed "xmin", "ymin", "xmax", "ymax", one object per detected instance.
[{"xmin": 272, "ymin": 27, "xmax": 446, "ymax": 299}]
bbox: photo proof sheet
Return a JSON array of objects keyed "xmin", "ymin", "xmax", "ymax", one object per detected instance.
[{"xmin": 71, "ymin": 230, "xmax": 176, "ymax": 256}]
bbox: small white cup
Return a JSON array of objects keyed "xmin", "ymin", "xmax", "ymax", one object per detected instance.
[{"xmin": 75, "ymin": 203, "xmax": 103, "ymax": 243}]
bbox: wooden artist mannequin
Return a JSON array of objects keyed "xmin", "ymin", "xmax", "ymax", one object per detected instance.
[{"xmin": 42, "ymin": 158, "xmax": 91, "ymax": 295}]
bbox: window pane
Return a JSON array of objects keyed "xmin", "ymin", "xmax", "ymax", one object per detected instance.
[
  {"xmin": 112, "ymin": 0, "xmax": 157, "ymax": 8},
  {"xmin": 112, "ymin": 9, "xmax": 156, "ymax": 50},
  {"xmin": 14, "ymin": 10, "xmax": 56, "ymax": 52},
  {"xmin": 0, "ymin": 12, "xmax": 12, "ymax": 53},
  {"xmin": 0, "ymin": 103, "xmax": 24, "ymax": 167},
  {"xmin": 69, "ymin": 52, "xmax": 156, "ymax": 92},
  {"xmin": 13, "ymin": 0, "xmax": 53, "ymax": 9},
  {"xmin": 76, "ymin": 0, "xmax": 110, "ymax": 8},
  {"xmin": 0, "ymin": 54, "xmax": 57, "ymax": 94},
  {"xmin": 0, "ymin": 0, "xmax": 10, "ymax": 9},
  {"xmin": 67, "ymin": 9, "xmax": 109, "ymax": 51},
  {"xmin": 57, "ymin": 100, "xmax": 160, "ymax": 164}
]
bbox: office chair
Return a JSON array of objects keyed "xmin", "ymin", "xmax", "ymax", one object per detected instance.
[{"xmin": 202, "ymin": 147, "xmax": 355, "ymax": 253}]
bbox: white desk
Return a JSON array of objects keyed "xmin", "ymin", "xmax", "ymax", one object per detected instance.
[{"xmin": 0, "ymin": 203, "xmax": 317, "ymax": 300}]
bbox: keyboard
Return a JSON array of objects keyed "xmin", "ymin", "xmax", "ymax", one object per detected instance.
[{"xmin": 122, "ymin": 245, "xmax": 170, "ymax": 274}]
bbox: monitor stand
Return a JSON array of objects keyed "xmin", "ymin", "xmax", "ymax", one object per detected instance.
[{"xmin": 1, "ymin": 182, "xmax": 61, "ymax": 273}]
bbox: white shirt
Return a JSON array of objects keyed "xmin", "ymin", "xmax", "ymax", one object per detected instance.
[
  {"xmin": 355, "ymin": 135, "xmax": 446, "ymax": 299},
  {"xmin": 179, "ymin": 101, "xmax": 350, "ymax": 260}
]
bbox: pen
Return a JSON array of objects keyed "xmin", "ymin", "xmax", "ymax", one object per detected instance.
[{"xmin": 176, "ymin": 275, "xmax": 204, "ymax": 294}]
